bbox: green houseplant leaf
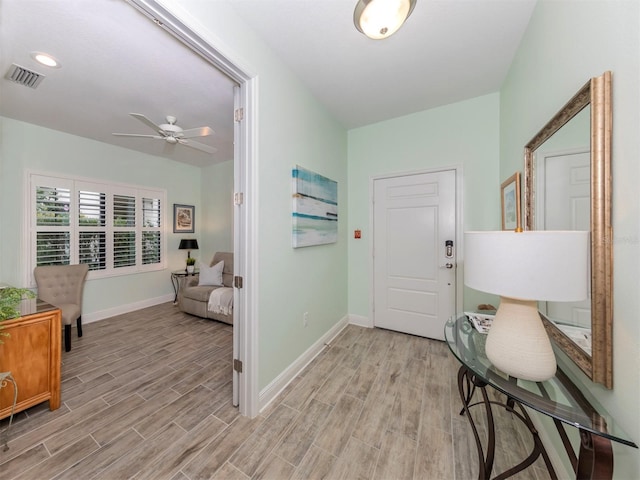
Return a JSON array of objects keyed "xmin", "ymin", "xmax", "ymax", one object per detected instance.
[{"xmin": 0, "ymin": 287, "xmax": 36, "ymax": 344}]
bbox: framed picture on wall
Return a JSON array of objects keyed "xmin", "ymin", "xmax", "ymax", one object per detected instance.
[
  {"xmin": 292, "ymin": 165, "xmax": 338, "ymax": 248},
  {"xmin": 173, "ymin": 204, "xmax": 195, "ymax": 233},
  {"xmin": 501, "ymin": 172, "xmax": 521, "ymax": 231}
]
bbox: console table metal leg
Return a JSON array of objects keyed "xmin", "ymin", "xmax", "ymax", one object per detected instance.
[
  {"xmin": 457, "ymin": 366, "xmax": 559, "ymax": 480},
  {"xmin": 493, "ymin": 401, "xmax": 557, "ymax": 480},
  {"xmin": 457, "ymin": 366, "xmax": 496, "ymax": 480},
  {"xmin": 577, "ymin": 430, "xmax": 613, "ymax": 480}
]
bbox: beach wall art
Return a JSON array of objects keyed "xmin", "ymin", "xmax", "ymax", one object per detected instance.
[{"xmin": 292, "ymin": 166, "xmax": 338, "ymax": 248}]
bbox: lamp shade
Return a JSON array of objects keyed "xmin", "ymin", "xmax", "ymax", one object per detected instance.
[
  {"xmin": 464, "ymin": 231, "xmax": 589, "ymax": 302},
  {"xmin": 178, "ymin": 239, "xmax": 199, "ymax": 251},
  {"xmin": 354, "ymin": 0, "xmax": 417, "ymax": 40}
]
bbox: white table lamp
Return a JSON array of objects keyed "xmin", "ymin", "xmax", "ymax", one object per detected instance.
[{"xmin": 464, "ymin": 231, "xmax": 589, "ymax": 381}]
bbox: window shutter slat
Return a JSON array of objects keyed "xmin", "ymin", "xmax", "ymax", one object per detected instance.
[
  {"xmin": 79, "ymin": 190, "xmax": 106, "ymax": 227},
  {"xmin": 142, "ymin": 232, "xmax": 161, "ymax": 265},
  {"xmin": 36, "ymin": 232, "xmax": 70, "ymax": 266},
  {"xmin": 36, "ymin": 186, "xmax": 70, "ymax": 226},
  {"xmin": 142, "ymin": 197, "xmax": 161, "ymax": 228},
  {"xmin": 114, "ymin": 195, "xmax": 136, "ymax": 227},
  {"xmin": 142, "ymin": 197, "xmax": 161, "ymax": 266},
  {"xmin": 114, "ymin": 232, "xmax": 136, "ymax": 268},
  {"xmin": 79, "ymin": 232, "xmax": 106, "ymax": 270}
]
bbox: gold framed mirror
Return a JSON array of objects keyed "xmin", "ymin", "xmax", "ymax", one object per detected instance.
[{"xmin": 524, "ymin": 71, "xmax": 612, "ymax": 388}]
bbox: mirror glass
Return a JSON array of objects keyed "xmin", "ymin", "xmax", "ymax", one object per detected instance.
[
  {"xmin": 524, "ymin": 72, "xmax": 612, "ymax": 388},
  {"xmin": 533, "ymin": 106, "xmax": 591, "ymax": 354}
]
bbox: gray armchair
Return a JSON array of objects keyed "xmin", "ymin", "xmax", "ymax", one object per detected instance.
[
  {"xmin": 178, "ymin": 252, "xmax": 233, "ymax": 324},
  {"xmin": 34, "ymin": 263, "xmax": 89, "ymax": 352}
]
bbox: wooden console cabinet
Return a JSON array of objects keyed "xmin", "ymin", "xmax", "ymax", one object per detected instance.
[{"xmin": 0, "ymin": 300, "xmax": 61, "ymax": 419}]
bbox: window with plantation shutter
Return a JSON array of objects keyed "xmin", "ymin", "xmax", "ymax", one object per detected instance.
[
  {"xmin": 36, "ymin": 232, "xmax": 70, "ymax": 266},
  {"xmin": 142, "ymin": 196, "xmax": 161, "ymax": 265},
  {"xmin": 79, "ymin": 232, "xmax": 106, "ymax": 270},
  {"xmin": 114, "ymin": 195, "xmax": 136, "ymax": 227},
  {"xmin": 29, "ymin": 173, "xmax": 166, "ymax": 280},
  {"xmin": 78, "ymin": 190, "xmax": 106, "ymax": 271},
  {"xmin": 37, "ymin": 186, "xmax": 71, "ymax": 226},
  {"xmin": 35, "ymin": 184, "xmax": 71, "ymax": 266},
  {"xmin": 113, "ymin": 194, "xmax": 136, "ymax": 268},
  {"xmin": 142, "ymin": 232, "xmax": 161, "ymax": 264},
  {"xmin": 114, "ymin": 232, "xmax": 136, "ymax": 268}
]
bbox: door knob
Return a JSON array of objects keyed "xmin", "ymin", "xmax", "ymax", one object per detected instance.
[{"xmin": 441, "ymin": 263, "xmax": 454, "ymax": 269}]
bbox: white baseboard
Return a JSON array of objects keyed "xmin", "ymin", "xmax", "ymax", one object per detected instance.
[
  {"xmin": 348, "ymin": 313, "xmax": 372, "ymax": 328},
  {"xmin": 81, "ymin": 293, "xmax": 174, "ymax": 324},
  {"xmin": 258, "ymin": 315, "xmax": 349, "ymax": 413}
]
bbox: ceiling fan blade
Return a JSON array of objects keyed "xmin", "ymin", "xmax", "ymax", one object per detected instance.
[
  {"xmin": 129, "ymin": 113, "xmax": 164, "ymax": 133},
  {"xmin": 178, "ymin": 138, "xmax": 217, "ymax": 154},
  {"xmin": 112, "ymin": 133, "xmax": 164, "ymax": 139},
  {"xmin": 180, "ymin": 126, "xmax": 214, "ymax": 139}
]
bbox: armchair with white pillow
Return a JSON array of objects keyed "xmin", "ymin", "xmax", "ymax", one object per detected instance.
[{"xmin": 177, "ymin": 251, "xmax": 234, "ymax": 325}]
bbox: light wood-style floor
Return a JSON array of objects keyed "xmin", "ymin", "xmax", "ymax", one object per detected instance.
[{"xmin": 1, "ymin": 303, "xmax": 552, "ymax": 479}]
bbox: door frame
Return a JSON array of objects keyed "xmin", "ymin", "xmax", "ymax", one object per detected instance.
[
  {"xmin": 369, "ymin": 166, "xmax": 464, "ymax": 329},
  {"xmin": 128, "ymin": 0, "xmax": 259, "ymax": 417}
]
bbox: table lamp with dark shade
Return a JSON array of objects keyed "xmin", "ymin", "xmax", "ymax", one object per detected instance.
[
  {"xmin": 178, "ymin": 239, "xmax": 199, "ymax": 259},
  {"xmin": 464, "ymin": 230, "xmax": 589, "ymax": 382}
]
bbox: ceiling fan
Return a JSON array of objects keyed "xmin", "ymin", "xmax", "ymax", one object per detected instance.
[{"xmin": 112, "ymin": 113, "xmax": 217, "ymax": 154}]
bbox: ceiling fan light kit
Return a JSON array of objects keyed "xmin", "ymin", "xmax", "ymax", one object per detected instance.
[
  {"xmin": 112, "ymin": 113, "xmax": 217, "ymax": 154},
  {"xmin": 354, "ymin": 0, "xmax": 417, "ymax": 40}
]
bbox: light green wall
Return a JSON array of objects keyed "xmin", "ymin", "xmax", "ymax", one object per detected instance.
[
  {"xmin": 0, "ymin": 116, "xmax": 203, "ymax": 316},
  {"xmin": 501, "ymin": 1, "xmax": 640, "ymax": 476},
  {"xmin": 5, "ymin": 7, "xmax": 634, "ymax": 473},
  {"xmin": 347, "ymin": 93, "xmax": 501, "ymax": 317},
  {"xmin": 200, "ymin": 159, "xmax": 234, "ymax": 264},
  {"xmin": 167, "ymin": 1, "xmax": 349, "ymax": 390}
]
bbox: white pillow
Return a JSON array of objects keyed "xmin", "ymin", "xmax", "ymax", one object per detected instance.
[{"xmin": 198, "ymin": 260, "xmax": 224, "ymax": 286}]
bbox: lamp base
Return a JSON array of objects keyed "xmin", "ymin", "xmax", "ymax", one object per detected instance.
[{"xmin": 485, "ymin": 297, "xmax": 556, "ymax": 382}]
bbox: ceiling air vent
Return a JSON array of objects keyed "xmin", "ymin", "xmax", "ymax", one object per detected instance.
[{"xmin": 5, "ymin": 64, "xmax": 45, "ymax": 89}]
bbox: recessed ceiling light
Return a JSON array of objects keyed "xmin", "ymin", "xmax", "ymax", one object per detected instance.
[{"xmin": 31, "ymin": 52, "xmax": 60, "ymax": 68}]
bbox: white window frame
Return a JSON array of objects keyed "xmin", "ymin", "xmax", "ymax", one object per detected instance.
[{"xmin": 28, "ymin": 171, "xmax": 167, "ymax": 285}]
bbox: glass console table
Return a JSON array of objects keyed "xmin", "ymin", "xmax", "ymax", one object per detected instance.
[{"xmin": 445, "ymin": 315, "xmax": 637, "ymax": 480}]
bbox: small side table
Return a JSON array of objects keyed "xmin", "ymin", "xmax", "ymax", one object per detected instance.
[
  {"xmin": 445, "ymin": 315, "xmax": 637, "ymax": 480},
  {"xmin": 171, "ymin": 269, "xmax": 199, "ymax": 304}
]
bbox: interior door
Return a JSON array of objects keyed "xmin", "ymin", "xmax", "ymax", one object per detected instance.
[
  {"xmin": 232, "ymin": 85, "xmax": 241, "ymax": 407},
  {"xmin": 537, "ymin": 150, "xmax": 591, "ymax": 331},
  {"xmin": 373, "ymin": 170, "xmax": 456, "ymax": 340}
]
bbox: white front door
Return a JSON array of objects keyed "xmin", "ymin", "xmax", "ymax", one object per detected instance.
[{"xmin": 373, "ymin": 170, "xmax": 456, "ymax": 340}]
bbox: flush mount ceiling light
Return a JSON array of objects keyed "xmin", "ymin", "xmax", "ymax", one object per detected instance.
[
  {"xmin": 354, "ymin": 0, "xmax": 417, "ymax": 40},
  {"xmin": 31, "ymin": 51, "xmax": 60, "ymax": 68}
]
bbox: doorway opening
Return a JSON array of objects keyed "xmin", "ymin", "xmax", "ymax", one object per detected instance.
[{"xmin": 129, "ymin": 0, "xmax": 259, "ymax": 417}]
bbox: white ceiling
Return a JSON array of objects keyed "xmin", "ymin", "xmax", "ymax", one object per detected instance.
[
  {"xmin": 227, "ymin": 0, "xmax": 537, "ymax": 129},
  {"xmin": 0, "ymin": 0, "xmax": 237, "ymax": 167},
  {"xmin": 0, "ymin": 0, "xmax": 536, "ymax": 167}
]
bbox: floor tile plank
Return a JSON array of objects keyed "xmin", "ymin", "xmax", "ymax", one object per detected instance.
[{"xmin": 0, "ymin": 306, "xmax": 553, "ymax": 480}]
